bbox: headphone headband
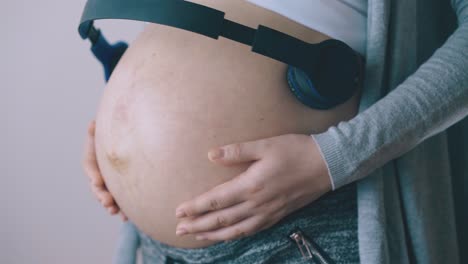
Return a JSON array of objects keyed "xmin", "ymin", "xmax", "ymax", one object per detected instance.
[
  {"xmin": 78, "ymin": 0, "xmax": 325, "ymax": 69},
  {"xmin": 79, "ymin": 0, "xmax": 225, "ymax": 40},
  {"xmin": 78, "ymin": 0, "xmax": 363, "ymax": 109}
]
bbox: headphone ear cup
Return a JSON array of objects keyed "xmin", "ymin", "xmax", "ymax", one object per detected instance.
[
  {"xmin": 314, "ymin": 40, "xmax": 359, "ymax": 104},
  {"xmin": 90, "ymin": 32, "xmax": 129, "ymax": 82},
  {"xmin": 288, "ymin": 40, "xmax": 361, "ymax": 110},
  {"xmin": 287, "ymin": 66, "xmax": 334, "ymax": 110}
]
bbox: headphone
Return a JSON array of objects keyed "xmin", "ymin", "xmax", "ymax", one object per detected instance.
[{"xmin": 78, "ymin": 0, "xmax": 364, "ymax": 110}]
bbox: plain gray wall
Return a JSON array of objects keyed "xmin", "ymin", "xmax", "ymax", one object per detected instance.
[{"xmin": 2, "ymin": 1, "xmax": 143, "ymax": 263}]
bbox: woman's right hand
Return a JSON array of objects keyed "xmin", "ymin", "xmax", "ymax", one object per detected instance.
[{"xmin": 83, "ymin": 120, "xmax": 128, "ymax": 221}]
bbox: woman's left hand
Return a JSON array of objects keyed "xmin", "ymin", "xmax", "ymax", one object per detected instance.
[{"xmin": 174, "ymin": 133, "xmax": 333, "ymax": 241}]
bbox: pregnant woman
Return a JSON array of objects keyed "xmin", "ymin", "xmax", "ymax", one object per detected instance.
[
  {"xmin": 82, "ymin": 0, "xmax": 468, "ymax": 264},
  {"xmin": 83, "ymin": 0, "xmax": 364, "ymax": 262}
]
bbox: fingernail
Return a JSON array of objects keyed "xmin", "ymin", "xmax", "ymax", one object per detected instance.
[
  {"xmin": 195, "ymin": 235, "xmax": 206, "ymax": 240},
  {"xmin": 208, "ymin": 148, "xmax": 224, "ymax": 160},
  {"xmin": 176, "ymin": 228, "xmax": 187, "ymax": 236},
  {"xmin": 176, "ymin": 209, "xmax": 186, "ymax": 218}
]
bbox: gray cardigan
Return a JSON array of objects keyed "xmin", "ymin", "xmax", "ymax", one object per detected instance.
[
  {"xmin": 311, "ymin": 0, "xmax": 468, "ymax": 263},
  {"xmin": 113, "ymin": 0, "xmax": 468, "ymax": 263}
]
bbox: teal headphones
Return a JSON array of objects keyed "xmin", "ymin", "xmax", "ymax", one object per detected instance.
[{"xmin": 78, "ymin": 0, "xmax": 364, "ymax": 110}]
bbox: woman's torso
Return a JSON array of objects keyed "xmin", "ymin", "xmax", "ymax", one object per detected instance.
[{"xmin": 94, "ymin": 0, "xmax": 363, "ymax": 249}]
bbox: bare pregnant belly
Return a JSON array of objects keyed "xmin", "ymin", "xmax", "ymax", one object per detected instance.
[{"xmin": 94, "ymin": 0, "xmax": 362, "ymax": 249}]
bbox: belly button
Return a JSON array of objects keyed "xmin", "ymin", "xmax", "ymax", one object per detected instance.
[{"xmin": 107, "ymin": 149, "xmax": 129, "ymax": 174}]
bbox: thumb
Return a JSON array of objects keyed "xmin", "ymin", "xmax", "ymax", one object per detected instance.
[{"xmin": 208, "ymin": 140, "xmax": 263, "ymax": 165}]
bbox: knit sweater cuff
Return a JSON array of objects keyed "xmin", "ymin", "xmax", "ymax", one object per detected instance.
[{"xmin": 310, "ymin": 132, "xmax": 350, "ymax": 191}]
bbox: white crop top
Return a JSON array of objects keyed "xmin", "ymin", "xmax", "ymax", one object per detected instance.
[{"xmin": 246, "ymin": 0, "xmax": 368, "ymax": 56}]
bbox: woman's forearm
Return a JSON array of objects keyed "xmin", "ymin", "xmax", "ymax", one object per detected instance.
[{"xmin": 311, "ymin": 1, "xmax": 468, "ymax": 190}]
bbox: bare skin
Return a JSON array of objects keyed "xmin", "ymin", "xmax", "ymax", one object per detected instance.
[
  {"xmin": 83, "ymin": 120, "xmax": 127, "ymax": 221},
  {"xmin": 82, "ymin": 0, "xmax": 363, "ymax": 248}
]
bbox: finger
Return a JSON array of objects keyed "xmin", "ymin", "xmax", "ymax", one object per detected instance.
[
  {"xmin": 83, "ymin": 120, "xmax": 97, "ymax": 181},
  {"xmin": 120, "ymin": 212, "xmax": 128, "ymax": 222},
  {"xmin": 176, "ymin": 201, "xmax": 251, "ymax": 236},
  {"xmin": 194, "ymin": 215, "xmax": 267, "ymax": 241},
  {"xmin": 208, "ymin": 139, "xmax": 266, "ymax": 165},
  {"xmin": 102, "ymin": 193, "xmax": 116, "ymax": 207},
  {"xmin": 83, "ymin": 128, "xmax": 105, "ymax": 187},
  {"xmin": 175, "ymin": 177, "xmax": 247, "ymax": 218},
  {"xmin": 87, "ymin": 120, "xmax": 96, "ymax": 136},
  {"xmin": 92, "ymin": 185, "xmax": 115, "ymax": 207},
  {"xmin": 108, "ymin": 206, "xmax": 119, "ymax": 215},
  {"xmin": 91, "ymin": 183, "xmax": 106, "ymax": 196}
]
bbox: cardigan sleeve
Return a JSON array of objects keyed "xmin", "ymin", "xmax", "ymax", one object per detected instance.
[{"xmin": 311, "ymin": 0, "xmax": 468, "ymax": 191}]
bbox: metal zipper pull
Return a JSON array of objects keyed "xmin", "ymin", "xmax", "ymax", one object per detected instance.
[{"xmin": 289, "ymin": 230, "xmax": 333, "ymax": 264}]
